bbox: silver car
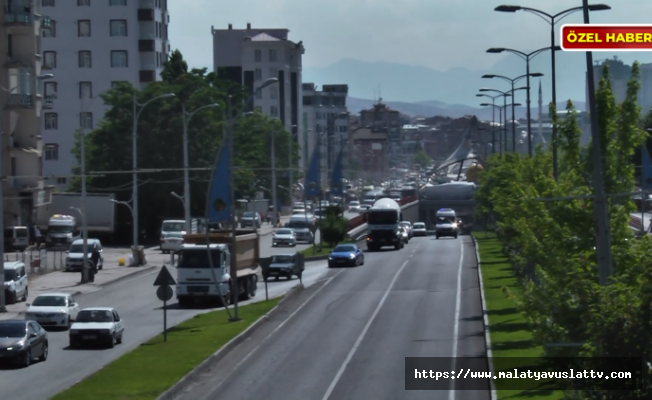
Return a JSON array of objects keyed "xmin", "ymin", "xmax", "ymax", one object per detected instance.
[
  {"xmin": 160, "ymin": 232, "xmax": 184, "ymax": 253},
  {"xmin": 272, "ymin": 228, "xmax": 296, "ymax": 247}
]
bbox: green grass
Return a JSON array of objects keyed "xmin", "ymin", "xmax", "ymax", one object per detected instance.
[
  {"xmin": 53, "ymin": 298, "xmax": 282, "ymax": 400},
  {"xmin": 299, "ymin": 244, "xmax": 336, "ymax": 257},
  {"xmin": 473, "ymin": 231, "xmax": 563, "ymax": 400}
]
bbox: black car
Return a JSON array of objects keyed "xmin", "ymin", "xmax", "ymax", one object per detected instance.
[
  {"xmin": 266, "ymin": 254, "xmax": 304, "ymax": 280},
  {"xmin": 0, "ymin": 320, "xmax": 48, "ymax": 367}
]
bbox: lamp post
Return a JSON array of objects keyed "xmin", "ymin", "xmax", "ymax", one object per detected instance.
[
  {"xmin": 132, "ymin": 92, "xmax": 175, "ymax": 253},
  {"xmin": 495, "ymin": 3, "xmax": 610, "ymax": 179},
  {"xmin": 482, "ymin": 73, "xmax": 543, "ymax": 152},
  {"xmin": 69, "ymin": 206, "xmax": 90, "ymax": 282},
  {"xmin": 480, "ymin": 102, "xmax": 522, "ymax": 153},
  {"xmin": 487, "ymin": 46, "xmax": 561, "ymax": 157},
  {"xmin": 171, "ymin": 191, "xmax": 185, "ymax": 210},
  {"xmin": 0, "ymin": 73, "xmax": 54, "ymax": 311},
  {"xmin": 288, "ymin": 124, "xmax": 297, "ymax": 203},
  {"xmin": 181, "ymin": 102, "xmax": 219, "ymax": 233},
  {"xmin": 475, "ymin": 94, "xmax": 500, "ymax": 154},
  {"xmin": 480, "ymin": 87, "xmax": 528, "ymax": 152}
]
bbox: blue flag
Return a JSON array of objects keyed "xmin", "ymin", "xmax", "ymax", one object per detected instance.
[
  {"xmin": 304, "ymin": 144, "xmax": 320, "ymax": 198},
  {"xmin": 207, "ymin": 142, "xmax": 232, "ymax": 222},
  {"xmin": 330, "ymin": 149, "xmax": 344, "ymax": 195}
]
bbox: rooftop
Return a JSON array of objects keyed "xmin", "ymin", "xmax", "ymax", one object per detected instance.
[{"xmin": 249, "ymin": 32, "xmax": 282, "ymax": 42}]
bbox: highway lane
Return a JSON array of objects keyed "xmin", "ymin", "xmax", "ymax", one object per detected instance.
[
  {"xmin": 0, "ymin": 260, "xmax": 332, "ymax": 400},
  {"xmin": 260, "ymin": 211, "xmax": 361, "ymax": 258},
  {"xmin": 176, "ymin": 235, "xmax": 488, "ymax": 400}
]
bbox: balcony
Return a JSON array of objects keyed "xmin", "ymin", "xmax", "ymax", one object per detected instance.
[
  {"xmin": 43, "ymin": 96, "xmax": 54, "ymax": 109},
  {"xmin": 138, "ymin": 39, "xmax": 155, "ymax": 52},
  {"xmin": 137, "ymin": 9, "xmax": 154, "ymax": 21},
  {"xmin": 4, "ymin": 12, "xmax": 33, "ymax": 27},
  {"xmin": 6, "ymin": 94, "xmax": 33, "ymax": 108},
  {"xmin": 139, "ymin": 70, "xmax": 155, "ymax": 83},
  {"xmin": 139, "ymin": 0, "xmax": 154, "ymax": 7}
]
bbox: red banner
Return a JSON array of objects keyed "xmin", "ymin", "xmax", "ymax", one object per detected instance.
[{"xmin": 561, "ymin": 24, "xmax": 652, "ymax": 51}]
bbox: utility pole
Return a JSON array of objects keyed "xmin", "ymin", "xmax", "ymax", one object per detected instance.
[
  {"xmin": 132, "ymin": 94, "xmax": 139, "ymax": 250},
  {"xmin": 181, "ymin": 103, "xmax": 191, "ymax": 234},
  {"xmin": 227, "ymin": 96, "xmax": 241, "ymax": 321},
  {"xmin": 80, "ymin": 127, "xmax": 89, "ymax": 283},
  {"xmin": 271, "ymin": 126, "xmax": 278, "ymax": 227},
  {"xmin": 583, "ymin": 0, "xmax": 613, "ymax": 285}
]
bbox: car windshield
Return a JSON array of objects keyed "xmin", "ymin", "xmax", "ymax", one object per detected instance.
[
  {"xmin": 288, "ymin": 221, "xmax": 310, "ymax": 229},
  {"xmin": 4, "ymin": 270, "xmax": 15, "ymax": 281},
  {"xmin": 177, "ymin": 249, "xmax": 221, "ymax": 269},
  {"xmin": 162, "ymin": 222, "xmax": 184, "ymax": 232},
  {"xmin": 49, "ymin": 225, "xmax": 73, "ymax": 233},
  {"xmin": 437, "ymin": 217, "xmax": 456, "ymax": 224},
  {"xmin": 413, "ymin": 223, "xmax": 425, "ymax": 229},
  {"xmin": 276, "ymin": 229, "xmax": 293, "ymax": 235},
  {"xmin": 68, "ymin": 244, "xmax": 93, "ymax": 253},
  {"xmin": 349, "ymin": 201, "xmax": 359, "ymax": 206},
  {"xmin": 76, "ymin": 310, "xmax": 113, "ymax": 323},
  {"xmin": 272, "ymin": 255, "xmax": 293, "ymax": 263},
  {"xmin": 32, "ymin": 296, "xmax": 66, "ymax": 307},
  {"xmin": 0, "ymin": 324, "xmax": 25, "ymax": 338},
  {"xmin": 333, "ymin": 245, "xmax": 355, "ymax": 252},
  {"xmin": 165, "ymin": 233, "xmax": 184, "ymax": 239},
  {"xmin": 242, "ymin": 212, "xmax": 256, "ymax": 218}
]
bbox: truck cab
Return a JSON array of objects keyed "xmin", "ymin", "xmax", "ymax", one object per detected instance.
[
  {"xmin": 46, "ymin": 214, "xmax": 80, "ymax": 249},
  {"xmin": 175, "ymin": 244, "xmax": 232, "ymax": 307},
  {"xmin": 366, "ymin": 198, "xmax": 403, "ymax": 251},
  {"xmin": 435, "ymin": 209, "xmax": 459, "ymax": 239},
  {"xmin": 287, "ymin": 214, "xmax": 314, "ymax": 244}
]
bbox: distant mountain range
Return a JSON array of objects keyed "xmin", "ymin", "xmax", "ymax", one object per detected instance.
[
  {"xmin": 304, "ymin": 53, "xmax": 652, "ymax": 109},
  {"xmin": 345, "ymin": 96, "xmax": 586, "ymax": 120}
]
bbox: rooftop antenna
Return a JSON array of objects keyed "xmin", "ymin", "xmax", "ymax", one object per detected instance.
[{"xmin": 378, "ymin": 83, "xmax": 382, "ymax": 103}]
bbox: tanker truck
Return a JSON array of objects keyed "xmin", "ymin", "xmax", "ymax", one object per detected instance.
[
  {"xmin": 176, "ymin": 230, "xmax": 260, "ymax": 307},
  {"xmin": 365, "ymin": 198, "xmax": 403, "ymax": 251}
]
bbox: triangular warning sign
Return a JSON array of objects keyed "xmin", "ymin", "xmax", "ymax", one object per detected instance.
[{"xmin": 153, "ymin": 265, "xmax": 176, "ymax": 286}]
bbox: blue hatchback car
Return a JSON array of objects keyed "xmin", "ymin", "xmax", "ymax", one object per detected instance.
[{"xmin": 328, "ymin": 244, "xmax": 365, "ymax": 268}]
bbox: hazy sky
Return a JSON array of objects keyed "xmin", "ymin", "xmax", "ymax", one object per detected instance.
[{"xmin": 170, "ymin": 0, "xmax": 652, "ymax": 73}]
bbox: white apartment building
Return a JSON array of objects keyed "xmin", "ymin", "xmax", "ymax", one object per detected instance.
[
  {"xmin": 0, "ymin": 0, "xmax": 51, "ymax": 226},
  {"xmin": 40, "ymin": 0, "xmax": 170, "ymax": 189},
  {"xmin": 301, "ymin": 83, "xmax": 349, "ymax": 189},
  {"xmin": 212, "ymin": 23, "xmax": 305, "ymax": 174}
]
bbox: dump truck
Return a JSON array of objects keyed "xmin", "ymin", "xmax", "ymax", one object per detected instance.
[
  {"xmin": 366, "ymin": 198, "xmax": 403, "ymax": 251},
  {"xmin": 176, "ymin": 230, "xmax": 261, "ymax": 307}
]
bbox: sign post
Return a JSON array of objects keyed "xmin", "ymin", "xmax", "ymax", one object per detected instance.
[{"xmin": 153, "ymin": 266, "xmax": 176, "ymax": 342}]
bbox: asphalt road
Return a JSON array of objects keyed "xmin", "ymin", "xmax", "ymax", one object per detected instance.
[
  {"xmin": 260, "ymin": 211, "xmax": 360, "ymax": 258},
  {"xmin": 0, "ymin": 260, "xmax": 333, "ymax": 400},
  {"xmin": 176, "ymin": 235, "xmax": 489, "ymax": 400}
]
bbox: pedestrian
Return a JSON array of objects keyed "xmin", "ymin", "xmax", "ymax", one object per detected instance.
[
  {"xmin": 91, "ymin": 244, "xmax": 101, "ymax": 273},
  {"xmin": 276, "ymin": 211, "xmax": 281, "ymax": 227},
  {"xmin": 33, "ymin": 224, "xmax": 42, "ymax": 246}
]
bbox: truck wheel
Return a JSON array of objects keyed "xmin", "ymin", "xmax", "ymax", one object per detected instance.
[
  {"xmin": 178, "ymin": 296, "xmax": 192, "ymax": 308},
  {"xmin": 394, "ymin": 243, "xmax": 400, "ymax": 250},
  {"xmin": 436, "ymin": 235, "xmax": 440, "ymax": 239},
  {"xmin": 239, "ymin": 278, "xmax": 251, "ymax": 301}
]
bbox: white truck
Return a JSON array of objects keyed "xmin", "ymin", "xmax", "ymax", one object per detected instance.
[
  {"xmin": 45, "ymin": 214, "xmax": 80, "ymax": 248},
  {"xmin": 175, "ymin": 231, "xmax": 261, "ymax": 307},
  {"xmin": 36, "ymin": 193, "xmax": 115, "ymax": 242}
]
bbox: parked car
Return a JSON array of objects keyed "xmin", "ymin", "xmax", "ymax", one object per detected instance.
[
  {"xmin": 4, "ymin": 226, "xmax": 29, "ymax": 251},
  {"xmin": 69, "ymin": 307, "xmax": 124, "ymax": 349},
  {"xmin": 25, "ymin": 293, "xmax": 80, "ymax": 330},
  {"xmin": 160, "ymin": 232, "xmax": 184, "ymax": 253},
  {"xmin": 267, "ymin": 254, "xmax": 304, "ymax": 280},
  {"xmin": 411, "ymin": 222, "xmax": 428, "ymax": 236},
  {"xmin": 65, "ymin": 239, "xmax": 104, "ymax": 272},
  {"xmin": 272, "ymin": 228, "xmax": 297, "ymax": 247},
  {"xmin": 328, "ymin": 244, "xmax": 365, "ymax": 268},
  {"xmin": 4, "ymin": 261, "xmax": 28, "ymax": 304},
  {"xmin": 239, "ymin": 212, "xmax": 261, "ymax": 228},
  {"xmin": 0, "ymin": 320, "xmax": 48, "ymax": 367}
]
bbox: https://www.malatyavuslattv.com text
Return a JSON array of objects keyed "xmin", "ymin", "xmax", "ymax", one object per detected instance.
[{"xmin": 414, "ymin": 368, "xmax": 633, "ymax": 381}]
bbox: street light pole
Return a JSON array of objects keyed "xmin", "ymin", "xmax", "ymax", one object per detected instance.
[
  {"xmin": 132, "ymin": 92, "xmax": 174, "ymax": 253},
  {"xmin": 0, "ymin": 73, "xmax": 54, "ymax": 311},
  {"xmin": 80, "ymin": 125, "xmax": 88, "ymax": 283},
  {"xmin": 271, "ymin": 125, "xmax": 278, "ymax": 227}
]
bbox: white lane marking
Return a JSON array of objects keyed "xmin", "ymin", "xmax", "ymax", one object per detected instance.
[
  {"xmin": 202, "ymin": 268, "xmax": 345, "ymax": 399},
  {"xmin": 322, "ymin": 259, "xmax": 410, "ymax": 400},
  {"xmin": 449, "ymin": 239, "xmax": 465, "ymax": 400}
]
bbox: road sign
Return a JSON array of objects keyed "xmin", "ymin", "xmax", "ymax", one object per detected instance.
[
  {"xmin": 153, "ymin": 265, "xmax": 176, "ymax": 286},
  {"xmin": 157, "ymin": 285, "xmax": 173, "ymax": 302}
]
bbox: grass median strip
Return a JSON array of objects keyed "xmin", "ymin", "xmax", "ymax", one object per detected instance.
[
  {"xmin": 299, "ymin": 244, "xmax": 335, "ymax": 257},
  {"xmin": 53, "ymin": 298, "xmax": 282, "ymax": 400},
  {"xmin": 474, "ymin": 232, "xmax": 562, "ymax": 400}
]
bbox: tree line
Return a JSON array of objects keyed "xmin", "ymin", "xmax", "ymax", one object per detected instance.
[{"xmin": 475, "ymin": 62, "xmax": 652, "ymax": 398}]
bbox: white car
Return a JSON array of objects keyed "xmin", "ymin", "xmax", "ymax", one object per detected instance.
[
  {"xmin": 411, "ymin": 222, "xmax": 428, "ymax": 236},
  {"xmin": 25, "ymin": 293, "xmax": 80, "ymax": 330},
  {"xmin": 160, "ymin": 232, "xmax": 184, "ymax": 253},
  {"xmin": 4, "ymin": 261, "xmax": 28, "ymax": 304},
  {"xmin": 69, "ymin": 307, "xmax": 124, "ymax": 348},
  {"xmin": 348, "ymin": 201, "xmax": 360, "ymax": 212},
  {"xmin": 272, "ymin": 228, "xmax": 297, "ymax": 247},
  {"xmin": 65, "ymin": 239, "xmax": 104, "ymax": 271},
  {"xmin": 292, "ymin": 208, "xmax": 306, "ymax": 215}
]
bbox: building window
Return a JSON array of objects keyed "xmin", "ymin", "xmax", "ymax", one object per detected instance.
[
  {"xmin": 79, "ymin": 82, "xmax": 92, "ymax": 98},
  {"xmin": 270, "ymin": 106, "xmax": 278, "ymax": 117},
  {"xmin": 269, "ymin": 49, "xmax": 277, "ymax": 62},
  {"xmin": 44, "ymin": 113, "xmax": 58, "ymax": 130},
  {"xmin": 254, "ymin": 49, "xmax": 261, "ymax": 62},
  {"xmin": 42, "ymin": 0, "xmax": 55, "ymax": 6},
  {"xmin": 269, "ymin": 67, "xmax": 278, "ymax": 79},
  {"xmin": 44, "ymin": 82, "xmax": 57, "ymax": 96},
  {"xmin": 42, "ymin": 20, "xmax": 56, "ymax": 37},
  {"xmin": 57, "ymin": 177, "xmax": 67, "ymax": 184},
  {"xmin": 254, "ymin": 68, "xmax": 262, "ymax": 81},
  {"xmin": 77, "ymin": 0, "xmax": 90, "ymax": 5},
  {"xmin": 110, "ymin": 20, "xmax": 127, "ymax": 36},
  {"xmin": 44, "ymin": 145, "xmax": 58, "ymax": 161},
  {"xmin": 109, "ymin": 0, "xmax": 126, "ymax": 5},
  {"xmin": 270, "ymin": 86, "xmax": 278, "ymax": 100},
  {"xmin": 78, "ymin": 51, "xmax": 91, "ymax": 67},
  {"xmin": 80, "ymin": 112, "xmax": 93, "ymax": 129},
  {"xmin": 43, "ymin": 51, "xmax": 56, "ymax": 68},
  {"xmin": 78, "ymin": 20, "xmax": 91, "ymax": 37},
  {"xmin": 111, "ymin": 51, "xmax": 128, "ymax": 67}
]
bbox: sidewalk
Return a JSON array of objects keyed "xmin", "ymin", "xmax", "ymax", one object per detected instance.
[{"xmin": 0, "ymin": 246, "xmax": 167, "ymax": 320}]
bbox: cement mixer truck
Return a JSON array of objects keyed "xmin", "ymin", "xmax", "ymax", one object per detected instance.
[{"xmin": 365, "ymin": 198, "xmax": 403, "ymax": 251}]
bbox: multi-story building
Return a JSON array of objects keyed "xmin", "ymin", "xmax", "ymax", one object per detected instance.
[
  {"xmin": 301, "ymin": 83, "xmax": 349, "ymax": 188},
  {"xmin": 0, "ymin": 0, "xmax": 53, "ymax": 226},
  {"xmin": 40, "ymin": 0, "xmax": 170, "ymax": 189},
  {"xmin": 587, "ymin": 57, "xmax": 652, "ymax": 114},
  {"xmin": 212, "ymin": 23, "xmax": 304, "ymax": 178}
]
